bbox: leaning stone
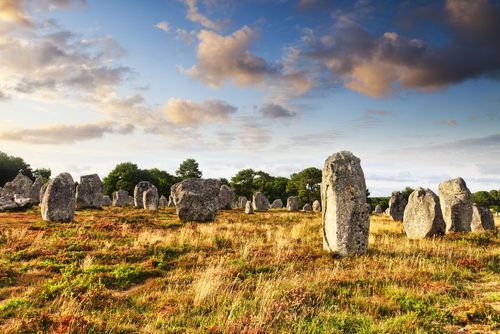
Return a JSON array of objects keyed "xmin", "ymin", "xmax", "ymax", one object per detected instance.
[
  {"xmin": 3, "ymin": 173, "xmax": 33, "ymax": 199},
  {"xmin": 134, "ymin": 181, "xmax": 154, "ymax": 208},
  {"xmin": 321, "ymin": 151, "xmax": 370, "ymax": 256},
  {"xmin": 403, "ymin": 188, "xmax": 446, "ymax": 239},
  {"xmin": 303, "ymin": 203, "xmax": 312, "ymax": 211},
  {"xmin": 76, "ymin": 174, "xmax": 104, "ymax": 209},
  {"xmin": 31, "ymin": 176, "xmax": 44, "ymax": 204},
  {"xmin": 41, "ymin": 173, "xmax": 75, "ymax": 222},
  {"xmin": 438, "ymin": 177, "xmax": 473, "ymax": 233},
  {"xmin": 374, "ymin": 205, "xmax": 383, "ymax": 214},
  {"xmin": 388, "ymin": 191, "xmax": 407, "ymax": 221},
  {"xmin": 245, "ymin": 201, "xmax": 254, "ymax": 214},
  {"xmin": 171, "ymin": 179, "xmax": 220, "ymax": 222},
  {"xmin": 143, "ymin": 187, "xmax": 159, "ymax": 211},
  {"xmin": 471, "ymin": 204, "xmax": 495, "ymax": 232},
  {"xmin": 312, "ymin": 200, "xmax": 321, "ymax": 212},
  {"xmin": 0, "ymin": 197, "xmax": 18, "ymax": 211},
  {"xmin": 159, "ymin": 195, "xmax": 168, "ymax": 207},
  {"xmin": 238, "ymin": 196, "xmax": 248, "ymax": 209},
  {"xmin": 252, "ymin": 192, "xmax": 270, "ymax": 211},
  {"xmin": 270, "ymin": 199, "xmax": 283, "ymax": 209},
  {"xmin": 218, "ymin": 185, "xmax": 235, "ymax": 209},
  {"xmin": 112, "ymin": 190, "xmax": 129, "ymax": 207},
  {"xmin": 286, "ymin": 196, "xmax": 298, "ymax": 212}
]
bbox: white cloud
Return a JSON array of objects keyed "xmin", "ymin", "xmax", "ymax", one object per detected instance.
[
  {"xmin": 154, "ymin": 21, "xmax": 170, "ymax": 33},
  {"xmin": 162, "ymin": 98, "xmax": 237, "ymax": 125},
  {"xmin": 184, "ymin": 0, "xmax": 226, "ymax": 32}
]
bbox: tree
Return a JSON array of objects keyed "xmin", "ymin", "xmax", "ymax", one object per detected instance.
[
  {"xmin": 401, "ymin": 187, "xmax": 415, "ymax": 201},
  {"xmin": 176, "ymin": 158, "xmax": 202, "ymax": 180},
  {"xmin": 143, "ymin": 168, "xmax": 177, "ymax": 196},
  {"xmin": 0, "ymin": 151, "xmax": 34, "ymax": 186},
  {"xmin": 33, "ymin": 168, "xmax": 51, "ymax": 182},
  {"xmin": 287, "ymin": 167, "xmax": 322, "ymax": 206},
  {"xmin": 219, "ymin": 178, "xmax": 229, "ymax": 186},
  {"xmin": 230, "ymin": 169, "xmax": 256, "ymax": 199},
  {"xmin": 103, "ymin": 162, "xmax": 143, "ymax": 196},
  {"xmin": 472, "ymin": 191, "xmax": 492, "ymax": 207},
  {"xmin": 267, "ymin": 177, "xmax": 290, "ymax": 202}
]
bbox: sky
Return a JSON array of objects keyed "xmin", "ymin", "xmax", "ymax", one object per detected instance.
[{"xmin": 0, "ymin": 0, "xmax": 499, "ymax": 196}]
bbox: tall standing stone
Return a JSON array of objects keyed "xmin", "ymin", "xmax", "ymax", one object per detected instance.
[
  {"xmin": 403, "ymin": 188, "xmax": 446, "ymax": 239},
  {"xmin": 112, "ymin": 190, "xmax": 129, "ymax": 207},
  {"xmin": 321, "ymin": 151, "xmax": 370, "ymax": 256},
  {"xmin": 388, "ymin": 191, "xmax": 407, "ymax": 221},
  {"xmin": 438, "ymin": 177, "xmax": 473, "ymax": 233},
  {"xmin": 270, "ymin": 199, "xmax": 283, "ymax": 209},
  {"xmin": 76, "ymin": 174, "xmax": 104, "ymax": 209},
  {"xmin": 252, "ymin": 192, "xmax": 270, "ymax": 211},
  {"xmin": 143, "ymin": 187, "xmax": 159, "ymax": 211},
  {"xmin": 134, "ymin": 181, "xmax": 154, "ymax": 208},
  {"xmin": 41, "ymin": 173, "xmax": 76, "ymax": 222},
  {"xmin": 171, "ymin": 179, "xmax": 220, "ymax": 222},
  {"xmin": 245, "ymin": 201, "xmax": 254, "ymax": 214},
  {"xmin": 31, "ymin": 176, "xmax": 44, "ymax": 204},
  {"xmin": 238, "ymin": 196, "xmax": 248, "ymax": 209},
  {"xmin": 286, "ymin": 196, "xmax": 298, "ymax": 212},
  {"xmin": 218, "ymin": 185, "xmax": 235, "ymax": 209},
  {"xmin": 471, "ymin": 204, "xmax": 495, "ymax": 232},
  {"xmin": 312, "ymin": 200, "xmax": 321, "ymax": 212}
]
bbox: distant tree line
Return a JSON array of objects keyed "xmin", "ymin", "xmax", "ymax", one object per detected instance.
[{"xmin": 0, "ymin": 151, "xmax": 51, "ymax": 186}]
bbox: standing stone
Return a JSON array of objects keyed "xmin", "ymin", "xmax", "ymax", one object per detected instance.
[
  {"xmin": 321, "ymin": 151, "xmax": 370, "ymax": 256},
  {"xmin": 388, "ymin": 191, "xmax": 407, "ymax": 221},
  {"xmin": 134, "ymin": 181, "xmax": 154, "ymax": 208},
  {"xmin": 252, "ymin": 192, "xmax": 270, "ymax": 211},
  {"xmin": 403, "ymin": 188, "xmax": 446, "ymax": 239},
  {"xmin": 171, "ymin": 179, "xmax": 220, "ymax": 222},
  {"xmin": 312, "ymin": 200, "xmax": 321, "ymax": 212},
  {"xmin": 238, "ymin": 196, "xmax": 248, "ymax": 209},
  {"xmin": 128, "ymin": 195, "xmax": 134, "ymax": 205},
  {"xmin": 76, "ymin": 174, "xmax": 104, "ymax": 209},
  {"xmin": 245, "ymin": 201, "xmax": 254, "ymax": 214},
  {"xmin": 167, "ymin": 195, "xmax": 175, "ymax": 207},
  {"xmin": 112, "ymin": 190, "xmax": 129, "ymax": 207},
  {"xmin": 159, "ymin": 195, "xmax": 168, "ymax": 207},
  {"xmin": 31, "ymin": 176, "xmax": 44, "ymax": 204},
  {"xmin": 3, "ymin": 173, "xmax": 33, "ymax": 199},
  {"xmin": 286, "ymin": 196, "xmax": 298, "ymax": 212},
  {"xmin": 270, "ymin": 199, "xmax": 283, "ymax": 209},
  {"xmin": 101, "ymin": 195, "xmax": 111, "ymax": 206},
  {"xmin": 373, "ymin": 205, "xmax": 383, "ymax": 214},
  {"xmin": 218, "ymin": 185, "xmax": 235, "ymax": 209},
  {"xmin": 303, "ymin": 203, "xmax": 312, "ymax": 211},
  {"xmin": 384, "ymin": 207, "xmax": 390, "ymax": 216},
  {"xmin": 438, "ymin": 177, "xmax": 473, "ymax": 233},
  {"xmin": 143, "ymin": 187, "xmax": 159, "ymax": 211},
  {"xmin": 39, "ymin": 182, "xmax": 49, "ymax": 204},
  {"xmin": 471, "ymin": 204, "xmax": 495, "ymax": 232},
  {"xmin": 41, "ymin": 173, "xmax": 76, "ymax": 222}
]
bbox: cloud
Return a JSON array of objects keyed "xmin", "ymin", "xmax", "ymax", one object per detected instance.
[
  {"xmin": 0, "ymin": 122, "xmax": 134, "ymax": 144},
  {"xmin": 259, "ymin": 103, "xmax": 296, "ymax": 119},
  {"xmin": 438, "ymin": 119, "xmax": 458, "ymax": 126},
  {"xmin": 352, "ymin": 108, "xmax": 392, "ymax": 128},
  {"xmin": 184, "ymin": 0, "xmax": 227, "ymax": 32},
  {"xmin": 162, "ymin": 98, "xmax": 237, "ymax": 125},
  {"xmin": 154, "ymin": 21, "xmax": 170, "ymax": 33},
  {"xmin": 0, "ymin": 0, "xmax": 85, "ymax": 26},
  {"xmin": 237, "ymin": 117, "xmax": 272, "ymax": 146},
  {"xmin": 0, "ymin": 89, "xmax": 8, "ymax": 100}
]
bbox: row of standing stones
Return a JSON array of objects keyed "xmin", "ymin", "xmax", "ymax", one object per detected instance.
[{"xmin": 0, "ymin": 151, "xmax": 496, "ymax": 256}]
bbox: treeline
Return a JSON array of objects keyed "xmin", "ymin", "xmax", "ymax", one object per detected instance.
[
  {"xmin": 472, "ymin": 190, "xmax": 500, "ymax": 212},
  {"xmin": 0, "ymin": 151, "xmax": 51, "ymax": 186}
]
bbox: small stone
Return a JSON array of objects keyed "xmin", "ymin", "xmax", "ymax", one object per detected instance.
[
  {"xmin": 312, "ymin": 200, "xmax": 321, "ymax": 212},
  {"xmin": 245, "ymin": 201, "xmax": 254, "ymax": 214},
  {"xmin": 237, "ymin": 196, "xmax": 248, "ymax": 209},
  {"xmin": 31, "ymin": 176, "xmax": 44, "ymax": 204},
  {"xmin": 112, "ymin": 190, "xmax": 129, "ymax": 207},
  {"xmin": 0, "ymin": 197, "xmax": 18, "ymax": 211},
  {"xmin": 270, "ymin": 199, "xmax": 283, "ymax": 209},
  {"xmin": 101, "ymin": 195, "xmax": 111, "ymax": 206},
  {"xmin": 403, "ymin": 188, "xmax": 446, "ymax": 239},
  {"xmin": 14, "ymin": 194, "xmax": 32, "ymax": 208},
  {"xmin": 171, "ymin": 179, "xmax": 220, "ymax": 222},
  {"xmin": 76, "ymin": 174, "xmax": 104, "ymax": 209},
  {"xmin": 286, "ymin": 196, "xmax": 298, "ymax": 212},
  {"xmin": 471, "ymin": 204, "xmax": 495, "ymax": 232},
  {"xmin": 388, "ymin": 191, "xmax": 407, "ymax": 221},
  {"xmin": 143, "ymin": 187, "xmax": 159, "ymax": 211},
  {"xmin": 134, "ymin": 181, "xmax": 154, "ymax": 208},
  {"xmin": 39, "ymin": 182, "xmax": 49, "ymax": 204},
  {"xmin": 438, "ymin": 177, "xmax": 473, "ymax": 233},
  {"xmin": 159, "ymin": 195, "xmax": 168, "ymax": 207},
  {"xmin": 218, "ymin": 185, "xmax": 235, "ymax": 209},
  {"xmin": 303, "ymin": 203, "xmax": 312, "ymax": 211},
  {"xmin": 374, "ymin": 205, "xmax": 383, "ymax": 214},
  {"xmin": 41, "ymin": 173, "xmax": 76, "ymax": 222},
  {"xmin": 252, "ymin": 192, "xmax": 270, "ymax": 211}
]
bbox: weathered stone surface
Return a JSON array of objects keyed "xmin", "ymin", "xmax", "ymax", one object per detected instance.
[
  {"xmin": 167, "ymin": 195, "xmax": 175, "ymax": 207},
  {"xmin": 31, "ymin": 177, "xmax": 44, "ymax": 204},
  {"xmin": 374, "ymin": 205, "xmax": 383, "ymax": 214},
  {"xmin": 3, "ymin": 173, "xmax": 33, "ymax": 199},
  {"xmin": 159, "ymin": 195, "xmax": 168, "ymax": 207},
  {"xmin": 41, "ymin": 173, "xmax": 75, "ymax": 222},
  {"xmin": 112, "ymin": 190, "xmax": 129, "ymax": 207},
  {"xmin": 39, "ymin": 182, "xmax": 49, "ymax": 204},
  {"xmin": 303, "ymin": 203, "xmax": 312, "ymax": 211},
  {"xmin": 245, "ymin": 201, "xmax": 254, "ymax": 214},
  {"xmin": 0, "ymin": 197, "xmax": 18, "ymax": 211},
  {"xmin": 128, "ymin": 195, "xmax": 134, "ymax": 205},
  {"xmin": 237, "ymin": 196, "xmax": 247, "ymax": 209},
  {"xmin": 218, "ymin": 185, "xmax": 235, "ymax": 209},
  {"xmin": 143, "ymin": 187, "xmax": 159, "ymax": 211},
  {"xmin": 388, "ymin": 191, "xmax": 407, "ymax": 221},
  {"xmin": 252, "ymin": 192, "xmax": 270, "ymax": 211},
  {"xmin": 385, "ymin": 207, "xmax": 390, "ymax": 216},
  {"xmin": 134, "ymin": 181, "xmax": 154, "ymax": 208},
  {"xmin": 0, "ymin": 187, "xmax": 3, "ymax": 197},
  {"xmin": 438, "ymin": 177, "xmax": 473, "ymax": 233},
  {"xmin": 171, "ymin": 179, "xmax": 220, "ymax": 222},
  {"xmin": 76, "ymin": 174, "xmax": 104, "ymax": 209},
  {"xmin": 471, "ymin": 204, "xmax": 495, "ymax": 232},
  {"xmin": 321, "ymin": 151, "xmax": 370, "ymax": 256},
  {"xmin": 270, "ymin": 199, "xmax": 283, "ymax": 209},
  {"xmin": 312, "ymin": 200, "xmax": 321, "ymax": 212},
  {"xmin": 286, "ymin": 196, "xmax": 298, "ymax": 212},
  {"xmin": 101, "ymin": 195, "xmax": 111, "ymax": 206},
  {"xmin": 14, "ymin": 195, "xmax": 32, "ymax": 208},
  {"xmin": 403, "ymin": 188, "xmax": 446, "ymax": 239}
]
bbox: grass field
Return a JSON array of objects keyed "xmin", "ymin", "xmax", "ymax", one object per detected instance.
[{"xmin": 0, "ymin": 207, "xmax": 498, "ymax": 333}]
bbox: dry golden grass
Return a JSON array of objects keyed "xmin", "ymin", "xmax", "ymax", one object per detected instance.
[{"xmin": 0, "ymin": 207, "xmax": 498, "ymax": 333}]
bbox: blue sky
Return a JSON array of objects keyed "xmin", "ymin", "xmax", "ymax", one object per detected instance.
[{"xmin": 0, "ymin": 0, "xmax": 499, "ymax": 196}]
